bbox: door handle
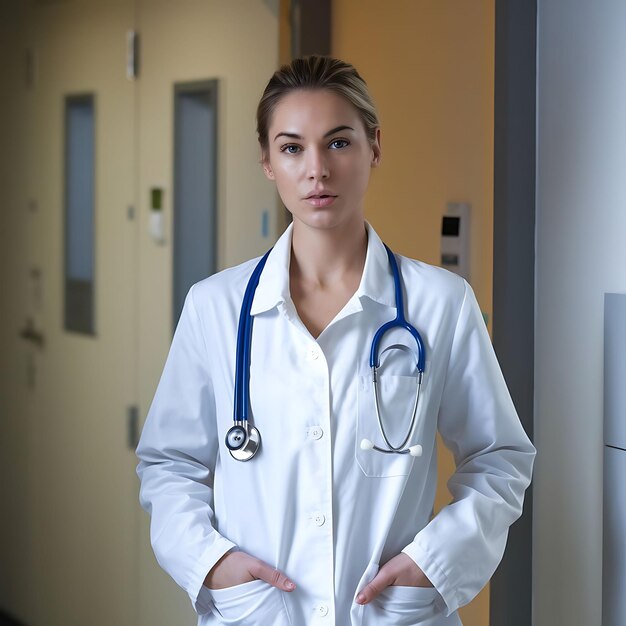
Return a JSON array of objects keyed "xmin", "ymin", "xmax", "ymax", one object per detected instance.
[{"xmin": 19, "ymin": 318, "xmax": 45, "ymax": 349}]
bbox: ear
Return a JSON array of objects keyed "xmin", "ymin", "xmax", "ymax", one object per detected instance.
[
  {"xmin": 261, "ymin": 152, "xmax": 275, "ymax": 180},
  {"xmin": 370, "ymin": 128, "xmax": 382, "ymax": 168}
]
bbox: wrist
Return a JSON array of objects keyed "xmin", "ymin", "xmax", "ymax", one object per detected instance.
[{"xmin": 204, "ymin": 548, "xmax": 238, "ymax": 586}]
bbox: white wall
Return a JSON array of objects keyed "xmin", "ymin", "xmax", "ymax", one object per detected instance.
[{"xmin": 535, "ymin": 1, "xmax": 626, "ymax": 624}]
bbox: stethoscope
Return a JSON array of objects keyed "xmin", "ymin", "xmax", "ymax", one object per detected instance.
[{"xmin": 225, "ymin": 244, "xmax": 426, "ymax": 462}]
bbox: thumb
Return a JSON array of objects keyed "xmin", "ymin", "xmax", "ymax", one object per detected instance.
[
  {"xmin": 250, "ymin": 559, "xmax": 296, "ymax": 592},
  {"xmin": 356, "ymin": 570, "xmax": 392, "ymax": 605}
]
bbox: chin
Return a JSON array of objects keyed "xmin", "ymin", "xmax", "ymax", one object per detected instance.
[
  {"xmin": 292, "ymin": 205, "xmax": 363, "ymax": 231},
  {"xmin": 297, "ymin": 213, "xmax": 352, "ymax": 232}
]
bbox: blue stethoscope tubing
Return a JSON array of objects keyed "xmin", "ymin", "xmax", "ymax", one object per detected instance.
[
  {"xmin": 235, "ymin": 248, "xmax": 272, "ymax": 427},
  {"xmin": 370, "ymin": 245, "xmax": 425, "ymax": 372},
  {"xmin": 226, "ymin": 243, "xmax": 426, "ymax": 461}
]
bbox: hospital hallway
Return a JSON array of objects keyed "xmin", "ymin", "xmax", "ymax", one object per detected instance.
[{"xmin": 2, "ymin": 0, "xmax": 625, "ymax": 625}]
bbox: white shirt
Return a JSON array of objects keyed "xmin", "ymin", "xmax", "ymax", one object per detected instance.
[{"xmin": 136, "ymin": 223, "xmax": 536, "ymax": 626}]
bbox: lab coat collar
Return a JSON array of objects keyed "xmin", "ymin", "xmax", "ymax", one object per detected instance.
[
  {"xmin": 355, "ymin": 222, "xmax": 396, "ymax": 308},
  {"xmin": 249, "ymin": 221, "xmax": 396, "ymax": 316}
]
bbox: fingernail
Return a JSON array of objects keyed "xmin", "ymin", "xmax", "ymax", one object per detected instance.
[
  {"xmin": 285, "ymin": 581, "xmax": 295, "ymax": 590},
  {"xmin": 356, "ymin": 594, "xmax": 365, "ymax": 604}
]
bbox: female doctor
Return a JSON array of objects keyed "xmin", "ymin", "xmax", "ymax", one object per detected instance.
[{"xmin": 136, "ymin": 56, "xmax": 536, "ymax": 626}]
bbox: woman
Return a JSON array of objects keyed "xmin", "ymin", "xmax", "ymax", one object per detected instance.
[{"xmin": 136, "ymin": 56, "xmax": 536, "ymax": 626}]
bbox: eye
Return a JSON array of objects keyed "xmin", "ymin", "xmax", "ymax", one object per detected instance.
[
  {"xmin": 329, "ymin": 138, "xmax": 349, "ymax": 150},
  {"xmin": 280, "ymin": 144, "xmax": 301, "ymax": 155}
]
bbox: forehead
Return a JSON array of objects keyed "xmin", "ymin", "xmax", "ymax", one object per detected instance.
[{"xmin": 269, "ymin": 89, "xmax": 363, "ymax": 135}]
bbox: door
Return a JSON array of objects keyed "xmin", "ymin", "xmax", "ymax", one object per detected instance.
[
  {"xmin": 16, "ymin": 1, "xmax": 139, "ymax": 624},
  {"xmin": 0, "ymin": 2, "xmax": 279, "ymax": 625},
  {"xmin": 134, "ymin": 2, "xmax": 279, "ymax": 623}
]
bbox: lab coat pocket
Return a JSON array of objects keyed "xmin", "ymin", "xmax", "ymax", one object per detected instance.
[
  {"xmin": 356, "ymin": 373, "xmax": 427, "ymax": 478},
  {"xmin": 363, "ymin": 585, "xmax": 449, "ymax": 626},
  {"xmin": 208, "ymin": 580, "xmax": 292, "ymax": 625}
]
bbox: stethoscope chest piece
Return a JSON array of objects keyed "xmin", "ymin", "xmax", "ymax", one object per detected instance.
[{"xmin": 226, "ymin": 423, "xmax": 261, "ymax": 462}]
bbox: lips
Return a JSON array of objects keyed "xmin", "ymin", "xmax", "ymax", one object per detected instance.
[
  {"xmin": 304, "ymin": 194, "xmax": 337, "ymax": 208},
  {"xmin": 304, "ymin": 190, "xmax": 338, "ymax": 207}
]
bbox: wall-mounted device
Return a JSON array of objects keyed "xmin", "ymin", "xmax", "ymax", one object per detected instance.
[
  {"xmin": 441, "ymin": 202, "xmax": 471, "ymax": 282},
  {"xmin": 149, "ymin": 187, "xmax": 166, "ymax": 244}
]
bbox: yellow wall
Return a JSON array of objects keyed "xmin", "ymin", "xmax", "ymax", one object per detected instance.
[
  {"xmin": 333, "ymin": 2, "xmax": 495, "ymax": 624},
  {"xmin": 332, "ymin": 0, "xmax": 494, "ymax": 320}
]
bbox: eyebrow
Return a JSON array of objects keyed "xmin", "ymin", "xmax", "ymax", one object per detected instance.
[{"xmin": 273, "ymin": 125, "xmax": 355, "ymax": 142}]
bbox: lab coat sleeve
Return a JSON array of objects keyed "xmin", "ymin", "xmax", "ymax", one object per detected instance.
[
  {"xmin": 136, "ymin": 285, "xmax": 236, "ymax": 615},
  {"xmin": 401, "ymin": 280, "xmax": 536, "ymax": 615}
]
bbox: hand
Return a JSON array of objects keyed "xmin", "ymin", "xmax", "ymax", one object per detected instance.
[
  {"xmin": 356, "ymin": 553, "xmax": 433, "ymax": 605},
  {"xmin": 204, "ymin": 550, "xmax": 296, "ymax": 592}
]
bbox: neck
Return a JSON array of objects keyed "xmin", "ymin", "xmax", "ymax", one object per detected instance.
[{"xmin": 290, "ymin": 215, "xmax": 368, "ymax": 288}]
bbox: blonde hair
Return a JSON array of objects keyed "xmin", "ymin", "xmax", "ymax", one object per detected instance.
[{"xmin": 256, "ymin": 55, "xmax": 380, "ymax": 154}]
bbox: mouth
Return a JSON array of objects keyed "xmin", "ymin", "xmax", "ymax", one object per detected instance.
[
  {"xmin": 305, "ymin": 193, "xmax": 337, "ymax": 199},
  {"xmin": 304, "ymin": 194, "xmax": 337, "ymax": 207}
]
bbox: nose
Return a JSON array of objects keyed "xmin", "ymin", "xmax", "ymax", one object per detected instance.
[{"xmin": 306, "ymin": 147, "xmax": 329, "ymax": 180}]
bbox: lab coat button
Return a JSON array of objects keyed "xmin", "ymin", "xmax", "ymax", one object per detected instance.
[
  {"xmin": 309, "ymin": 426, "xmax": 323, "ymax": 440},
  {"xmin": 309, "ymin": 347, "xmax": 320, "ymax": 360},
  {"xmin": 316, "ymin": 604, "xmax": 329, "ymax": 616},
  {"xmin": 312, "ymin": 512, "xmax": 326, "ymax": 526}
]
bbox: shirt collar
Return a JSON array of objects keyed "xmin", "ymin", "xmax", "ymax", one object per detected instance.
[{"xmin": 249, "ymin": 221, "xmax": 397, "ymax": 316}]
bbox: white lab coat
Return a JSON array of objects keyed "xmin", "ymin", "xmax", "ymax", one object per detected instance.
[{"xmin": 136, "ymin": 222, "xmax": 536, "ymax": 626}]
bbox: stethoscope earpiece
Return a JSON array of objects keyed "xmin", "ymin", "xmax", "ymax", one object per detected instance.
[{"xmin": 408, "ymin": 444, "xmax": 423, "ymax": 457}]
